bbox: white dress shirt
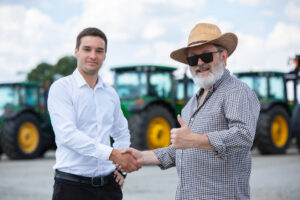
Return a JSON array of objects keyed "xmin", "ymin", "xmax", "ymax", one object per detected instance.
[{"xmin": 48, "ymin": 68, "xmax": 130, "ymax": 177}]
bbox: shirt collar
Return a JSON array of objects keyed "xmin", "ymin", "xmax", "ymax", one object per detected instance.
[
  {"xmin": 196, "ymin": 69, "xmax": 230, "ymax": 98},
  {"xmin": 73, "ymin": 68, "xmax": 105, "ymax": 89}
]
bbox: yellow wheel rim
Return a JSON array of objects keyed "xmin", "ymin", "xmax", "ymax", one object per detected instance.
[
  {"xmin": 18, "ymin": 122, "xmax": 39, "ymax": 153},
  {"xmin": 147, "ymin": 117, "xmax": 171, "ymax": 149},
  {"xmin": 271, "ymin": 115, "xmax": 288, "ymax": 148}
]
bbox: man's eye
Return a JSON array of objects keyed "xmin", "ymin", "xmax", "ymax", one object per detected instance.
[
  {"xmin": 83, "ymin": 48, "xmax": 90, "ymax": 51},
  {"xmin": 96, "ymin": 49, "xmax": 104, "ymax": 53}
]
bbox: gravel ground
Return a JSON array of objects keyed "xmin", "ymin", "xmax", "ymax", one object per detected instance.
[{"xmin": 0, "ymin": 147, "xmax": 299, "ymax": 200}]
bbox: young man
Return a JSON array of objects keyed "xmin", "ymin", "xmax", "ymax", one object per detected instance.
[
  {"xmin": 118, "ymin": 23, "xmax": 260, "ymax": 200},
  {"xmin": 48, "ymin": 27, "xmax": 140, "ymax": 200}
]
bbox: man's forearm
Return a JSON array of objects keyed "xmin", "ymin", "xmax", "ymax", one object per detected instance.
[
  {"xmin": 192, "ymin": 134, "xmax": 215, "ymax": 151},
  {"xmin": 142, "ymin": 150, "xmax": 161, "ymax": 165}
]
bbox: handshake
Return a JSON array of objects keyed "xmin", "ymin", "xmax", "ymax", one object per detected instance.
[
  {"xmin": 109, "ymin": 115, "xmax": 198, "ymax": 172},
  {"xmin": 109, "ymin": 148, "xmax": 144, "ymax": 173}
]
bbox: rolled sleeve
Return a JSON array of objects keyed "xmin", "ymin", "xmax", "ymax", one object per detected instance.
[
  {"xmin": 206, "ymin": 88, "xmax": 260, "ymax": 159},
  {"xmin": 153, "ymin": 145, "xmax": 176, "ymax": 169}
]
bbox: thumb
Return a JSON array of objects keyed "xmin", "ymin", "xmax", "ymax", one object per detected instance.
[
  {"xmin": 177, "ymin": 114, "xmax": 187, "ymax": 127},
  {"xmin": 120, "ymin": 148, "xmax": 131, "ymax": 154}
]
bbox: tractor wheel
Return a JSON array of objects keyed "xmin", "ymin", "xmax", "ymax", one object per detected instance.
[
  {"xmin": 297, "ymin": 128, "xmax": 300, "ymax": 153},
  {"xmin": 256, "ymin": 106, "xmax": 291, "ymax": 154},
  {"xmin": 290, "ymin": 104, "xmax": 300, "ymax": 152},
  {"xmin": 0, "ymin": 136, "xmax": 2, "ymax": 158},
  {"xmin": 129, "ymin": 105, "xmax": 175, "ymax": 150},
  {"xmin": 0, "ymin": 113, "xmax": 46, "ymax": 159}
]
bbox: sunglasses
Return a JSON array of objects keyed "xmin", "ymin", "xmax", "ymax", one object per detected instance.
[{"xmin": 186, "ymin": 50, "xmax": 222, "ymax": 66}]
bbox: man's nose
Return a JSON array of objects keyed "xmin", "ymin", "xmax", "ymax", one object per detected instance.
[
  {"xmin": 90, "ymin": 51, "xmax": 97, "ymax": 59},
  {"xmin": 197, "ymin": 57, "xmax": 205, "ymax": 66}
]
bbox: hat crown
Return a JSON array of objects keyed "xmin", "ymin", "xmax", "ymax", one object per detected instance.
[{"xmin": 188, "ymin": 23, "xmax": 222, "ymax": 46}]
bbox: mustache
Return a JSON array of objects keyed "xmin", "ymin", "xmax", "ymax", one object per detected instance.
[{"xmin": 194, "ymin": 65, "xmax": 211, "ymax": 72}]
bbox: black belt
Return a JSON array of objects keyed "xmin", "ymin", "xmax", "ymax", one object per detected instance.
[{"xmin": 55, "ymin": 170, "xmax": 115, "ymax": 187}]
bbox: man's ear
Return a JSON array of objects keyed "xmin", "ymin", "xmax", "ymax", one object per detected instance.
[
  {"xmin": 222, "ymin": 50, "xmax": 228, "ymax": 67},
  {"xmin": 74, "ymin": 48, "xmax": 78, "ymax": 58}
]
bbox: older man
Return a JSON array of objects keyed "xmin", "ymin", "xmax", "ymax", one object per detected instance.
[{"xmin": 119, "ymin": 23, "xmax": 260, "ymax": 200}]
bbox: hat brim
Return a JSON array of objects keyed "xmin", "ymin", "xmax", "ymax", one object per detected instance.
[{"xmin": 170, "ymin": 33, "xmax": 238, "ymax": 65}]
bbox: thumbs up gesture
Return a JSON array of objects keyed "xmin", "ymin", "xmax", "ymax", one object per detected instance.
[{"xmin": 171, "ymin": 115, "xmax": 195, "ymax": 149}]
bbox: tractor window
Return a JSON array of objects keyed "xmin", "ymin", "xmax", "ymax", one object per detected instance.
[
  {"xmin": 149, "ymin": 72, "xmax": 172, "ymax": 98},
  {"xmin": 188, "ymin": 81, "xmax": 199, "ymax": 98},
  {"xmin": 238, "ymin": 76, "xmax": 267, "ymax": 99},
  {"xmin": 115, "ymin": 71, "xmax": 147, "ymax": 99},
  {"xmin": 176, "ymin": 79, "xmax": 199, "ymax": 100},
  {"xmin": 19, "ymin": 87, "xmax": 39, "ymax": 107},
  {"xmin": 270, "ymin": 76, "xmax": 285, "ymax": 100},
  {"xmin": 177, "ymin": 82, "xmax": 184, "ymax": 100},
  {"xmin": 0, "ymin": 86, "xmax": 18, "ymax": 114}
]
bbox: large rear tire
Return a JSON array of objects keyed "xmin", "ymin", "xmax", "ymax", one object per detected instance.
[
  {"xmin": 0, "ymin": 113, "xmax": 47, "ymax": 159},
  {"xmin": 290, "ymin": 104, "xmax": 300, "ymax": 153},
  {"xmin": 256, "ymin": 106, "xmax": 291, "ymax": 154},
  {"xmin": 0, "ymin": 136, "xmax": 2, "ymax": 158},
  {"xmin": 129, "ymin": 105, "xmax": 175, "ymax": 150}
]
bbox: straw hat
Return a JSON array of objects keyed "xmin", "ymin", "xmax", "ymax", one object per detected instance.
[{"xmin": 170, "ymin": 23, "xmax": 238, "ymax": 64}]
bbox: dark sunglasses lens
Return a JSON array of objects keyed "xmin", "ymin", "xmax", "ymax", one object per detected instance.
[
  {"xmin": 200, "ymin": 53, "xmax": 213, "ymax": 63},
  {"xmin": 186, "ymin": 52, "xmax": 214, "ymax": 66},
  {"xmin": 186, "ymin": 55, "xmax": 198, "ymax": 66}
]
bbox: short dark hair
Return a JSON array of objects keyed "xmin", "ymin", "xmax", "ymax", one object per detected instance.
[{"xmin": 76, "ymin": 27, "xmax": 107, "ymax": 52}]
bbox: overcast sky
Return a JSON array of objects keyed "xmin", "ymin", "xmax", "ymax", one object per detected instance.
[{"xmin": 0, "ymin": 0, "xmax": 300, "ymax": 84}]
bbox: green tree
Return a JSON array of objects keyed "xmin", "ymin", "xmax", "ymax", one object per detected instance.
[
  {"xmin": 27, "ymin": 62, "xmax": 53, "ymax": 83},
  {"xmin": 27, "ymin": 56, "xmax": 77, "ymax": 85},
  {"xmin": 53, "ymin": 56, "xmax": 77, "ymax": 78}
]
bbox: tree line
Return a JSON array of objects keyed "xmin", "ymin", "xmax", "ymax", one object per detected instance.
[{"xmin": 27, "ymin": 56, "xmax": 77, "ymax": 85}]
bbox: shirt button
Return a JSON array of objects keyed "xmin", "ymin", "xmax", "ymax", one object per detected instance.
[{"xmin": 191, "ymin": 118, "xmax": 194, "ymax": 121}]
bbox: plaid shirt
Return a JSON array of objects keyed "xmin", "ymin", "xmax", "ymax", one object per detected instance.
[{"xmin": 153, "ymin": 69, "xmax": 260, "ymax": 200}]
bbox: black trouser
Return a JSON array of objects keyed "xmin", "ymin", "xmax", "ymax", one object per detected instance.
[{"xmin": 52, "ymin": 171, "xmax": 122, "ymax": 200}]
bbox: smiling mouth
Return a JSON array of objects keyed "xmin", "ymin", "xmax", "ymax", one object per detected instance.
[
  {"xmin": 87, "ymin": 62, "xmax": 98, "ymax": 65},
  {"xmin": 195, "ymin": 66, "xmax": 210, "ymax": 73}
]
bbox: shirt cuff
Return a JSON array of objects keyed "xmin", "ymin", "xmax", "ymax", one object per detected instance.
[
  {"xmin": 206, "ymin": 132, "xmax": 227, "ymax": 159},
  {"xmin": 94, "ymin": 144, "xmax": 113, "ymax": 160},
  {"xmin": 153, "ymin": 147, "xmax": 176, "ymax": 169}
]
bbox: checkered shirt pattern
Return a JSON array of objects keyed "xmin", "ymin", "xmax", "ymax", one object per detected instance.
[{"xmin": 153, "ymin": 69, "xmax": 260, "ymax": 200}]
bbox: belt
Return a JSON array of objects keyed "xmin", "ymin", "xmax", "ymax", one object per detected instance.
[{"xmin": 55, "ymin": 170, "xmax": 114, "ymax": 187}]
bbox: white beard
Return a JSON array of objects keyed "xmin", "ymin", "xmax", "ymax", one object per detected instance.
[{"xmin": 190, "ymin": 58, "xmax": 224, "ymax": 89}]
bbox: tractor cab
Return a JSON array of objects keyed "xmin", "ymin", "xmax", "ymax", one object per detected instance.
[
  {"xmin": 112, "ymin": 65, "xmax": 195, "ymax": 150},
  {"xmin": 0, "ymin": 83, "xmax": 44, "ymax": 116},
  {"xmin": 113, "ymin": 65, "xmax": 176, "ymax": 101}
]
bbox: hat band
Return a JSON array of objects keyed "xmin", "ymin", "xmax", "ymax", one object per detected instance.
[{"xmin": 188, "ymin": 40, "xmax": 208, "ymax": 47}]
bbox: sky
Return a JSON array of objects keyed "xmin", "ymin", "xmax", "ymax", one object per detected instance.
[{"xmin": 0, "ymin": 0, "xmax": 300, "ymax": 84}]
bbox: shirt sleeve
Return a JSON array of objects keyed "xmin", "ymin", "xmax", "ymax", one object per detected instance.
[
  {"xmin": 48, "ymin": 80, "xmax": 113, "ymax": 160},
  {"xmin": 153, "ymin": 145, "xmax": 176, "ymax": 169},
  {"xmin": 206, "ymin": 88, "xmax": 260, "ymax": 159},
  {"xmin": 110, "ymin": 92, "xmax": 131, "ymax": 149}
]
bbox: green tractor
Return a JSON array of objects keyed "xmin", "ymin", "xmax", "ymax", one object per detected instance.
[
  {"xmin": 112, "ymin": 65, "xmax": 196, "ymax": 150},
  {"xmin": 0, "ymin": 82, "xmax": 55, "ymax": 159},
  {"xmin": 235, "ymin": 55, "xmax": 300, "ymax": 154}
]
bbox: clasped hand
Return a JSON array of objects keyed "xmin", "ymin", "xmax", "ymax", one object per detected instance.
[{"xmin": 113, "ymin": 148, "xmax": 143, "ymax": 173}]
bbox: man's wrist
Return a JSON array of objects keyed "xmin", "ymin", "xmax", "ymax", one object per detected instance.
[
  {"xmin": 116, "ymin": 168, "xmax": 127, "ymax": 178},
  {"xmin": 109, "ymin": 149, "xmax": 120, "ymax": 162},
  {"xmin": 191, "ymin": 134, "xmax": 201, "ymax": 148}
]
